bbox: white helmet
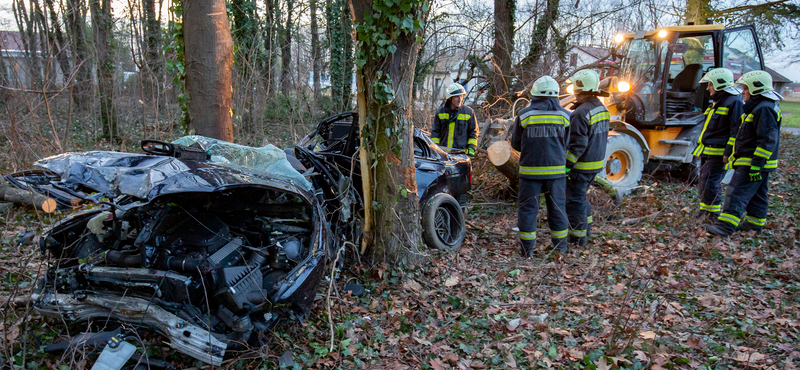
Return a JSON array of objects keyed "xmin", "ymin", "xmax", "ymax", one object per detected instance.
[
  {"xmin": 568, "ymin": 70, "xmax": 600, "ymax": 93},
  {"xmin": 530, "ymin": 76, "xmax": 559, "ymax": 97},
  {"xmin": 700, "ymin": 68, "xmax": 740, "ymax": 94},
  {"xmin": 736, "ymin": 70, "xmax": 783, "ymax": 101},
  {"xmin": 446, "ymin": 83, "xmax": 467, "ymax": 99}
]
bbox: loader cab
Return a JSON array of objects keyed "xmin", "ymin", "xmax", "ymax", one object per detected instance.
[{"xmin": 614, "ymin": 25, "xmax": 764, "ymax": 128}]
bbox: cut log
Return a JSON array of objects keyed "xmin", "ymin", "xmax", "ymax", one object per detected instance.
[
  {"xmin": 487, "ymin": 140, "xmax": 520, "ymax": 186},
  {"xmin": 0, "ymin": 185, "xmax": 57, "ymax": 213}
]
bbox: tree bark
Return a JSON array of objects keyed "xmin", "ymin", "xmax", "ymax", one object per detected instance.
[
  {"xmin": 280, "ymin": 0, "xmax": 294, "ymax": 96},
  {"xmin": 517, "ymin": 0, "xmax": 558, "ymax": 86},
  {"xmin": 684, "ymin": 0, "xmax": 710, "ymax": 25},
  {"xmin": 350, "ymin": 0, "xmax": 428, "ymax": 265},
  {"xmin": 328, "ymin": 0, "xmax": 353, "ymax": 111},
  {"xmin": 143, "ymin": 0, "xmax": 161, "ymax": 75},
  {"xmin": 66, "ymin": 0, "xmax": 91, "ymax": 111},
  {"xmin": 90, "ymin": 0, "xmax": 117, "ymax": 140},
  {"xmin": 184, "ymin": 0, "xmax": 234, "ymax": 142},
  {"xmin": 490, "ymin": 0, "xmax": 515, "ymax": 105},
  {"xmin": 311, "ymin": 0, "xmax": 321, "ymax": 104}
]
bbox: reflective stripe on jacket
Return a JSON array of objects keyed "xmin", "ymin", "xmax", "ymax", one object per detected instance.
[
  {"xmin": 726, "ymin": 95, "xmax": 781, "ymax": 172},
  {"xmin": 693, "ymin": 92, "xmax": 744, "ymax": 157},
  {"xmin": 567, "ymin": 96, "xmax": 609, "ymax": 174},
  {"xmin": 431, "ymin": 104, "xmax": 479, "ymax": 151},
  {"xmin": 510, "ymin": 98, "xmax": 570, "ymax": 180}
]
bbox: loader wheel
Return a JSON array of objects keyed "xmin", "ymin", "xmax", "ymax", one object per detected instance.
[{"xmin": 603, "ymin": 134, "xmax": 644, "ymax": 196}]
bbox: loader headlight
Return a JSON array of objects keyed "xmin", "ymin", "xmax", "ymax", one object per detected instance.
[
  {"xmin": 658, "ymin": 29, "xmax": 668, "ymax": 38},
  {"xmin": 567, "ymin": 84, "xmax": 574, "ymax": 94},
  {"xmin": 615, "ymin": 34, "xmax": 625, "ymax": 44},
  {"xmin": 618, "ymin": 81, "xmax": 631, "ymax": 93}
]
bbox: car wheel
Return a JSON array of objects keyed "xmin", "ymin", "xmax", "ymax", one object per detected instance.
[{"xmin": 421, "ymin": 193, "xmax": 465, "ymax": 252}]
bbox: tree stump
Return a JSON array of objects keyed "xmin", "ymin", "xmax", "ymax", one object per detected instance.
[{"xmin": 487, "ymin": 140, "xmax": 520, "ymax": 186}]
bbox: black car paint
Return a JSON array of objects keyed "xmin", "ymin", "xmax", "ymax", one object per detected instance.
[{"xmin": 295, "ymin": 111, "xmax": 471, "ymax": 207}]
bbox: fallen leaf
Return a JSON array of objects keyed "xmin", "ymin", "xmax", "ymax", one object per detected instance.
[
  {"xmin": 732, "ymin": 351, "xmax": 766, "ymax": 362},
  {"xmin": 639, "ymin": 330, "xmax": 657, "ymax": 340},
  {"xmin": 634, "ymin": 350, "xmax": 649, "ymax": 362},
  {"xmin": 413, "ymin": 336, "xmax": 432, "ymax": 346},
  {"xmin": 429, "ymin": 359, "xmax": 445, "ymax": 370},
  {"xmin": 506, "ymin": 351, "xmax": 517, "ymax": 368},
  {"xmin": 444, "ymin": 276, "xmax": 460, "ymax": 287},
  {"xmin": 595, "ymin": 357, "xmax": 611, "ymax": 370},
  {"xmin": 403, "ymin": 279, "xmax": 422, "ymax": 292}
]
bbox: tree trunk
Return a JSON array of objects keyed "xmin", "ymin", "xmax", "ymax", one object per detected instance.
[
  {"xmin": 350, "ymin": 0, "xmax": 428, "ymax": 265},
  {"xmin": 328, "ymin": 0, "xmax": 353, "ymax": 111},
  {"xmin": 487, "ymin": 140, "xmax": 520, "ymax": 186},
  {"xmin": 66, "ymin": 0, "xmax": 91, "ymax": 111},
  {"xmin": 143, "ymin": 0, "xmax": 161, "ymax": 75},
  {"xmin": 90, "ymin": 0, "xmax": 117, "ymax": 140},
  {"xmin": 280, "ymin": 0, "xmax": 294, "ymax": 96},
  {"xmin": 311, "ymin": 0, "xmax": 321, "ymax": 104},
  {"xmin": 263, "ymin": 0, "xmax": 276, "ymax": 99},
  {"xmin": 490, "ymin": 0, "xmax": 515, "ymax": 105},
  {"xmin": 184, "ymin": 0, "xmax": 234, "ymax": 142},
  {"xmin": 684, "ymin": 0, "xmax": 710, "ymax": 25},
  {"xmin": 517, "ymin": 0, "xmax": 558, "ymax": 85},
  {"xmin": 45, "ymin": 0, "xmax": 71, "ymax": 84}
]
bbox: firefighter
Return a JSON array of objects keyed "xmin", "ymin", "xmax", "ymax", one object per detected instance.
[
  {"xmin": 510, "ymin": 76, "xmax": 571, "ymax": 256},
  {"xmin": 431, "ymin": 83, "xmax": 479, "ymax": 156},
  {"xmin": 706, "ymin": 70, "xmax": 782, "ymax": 237},
  {"xmin": 565, "ymin": 70, "xmax": 609, "ymax": 246},
  {"xmin": 693, "ymin": 68, "xmax": 744, "ymax": 221}
]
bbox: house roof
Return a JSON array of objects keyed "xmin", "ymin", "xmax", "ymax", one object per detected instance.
[
  {"xmin": 765, "ymin": 66, "xmax": 792, "ymax": 83},
  {"xmin": 0, "ymin": 31, "xmax": 25, "ymax": 52},
  {"xmin": 570, "ymin": 45, "xmax": 610, "ymax": 60}
]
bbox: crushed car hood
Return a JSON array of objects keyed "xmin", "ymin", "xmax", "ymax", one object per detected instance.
[{"xmin": 34, "ymin": 135, "xmax": 313, "ymax": 203}]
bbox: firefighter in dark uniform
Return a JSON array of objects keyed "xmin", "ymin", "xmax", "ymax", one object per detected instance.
[
  {"xmin": 510, "ymin": 76, "xmax": 571, "ymax": 256},
  {"xmin": 431, "ymin": 83, "xmax": 479, "ymax": 156},
  {"xmin": 706, "ymin": 70, "xmax": 782, "ymax": 236},
  {"xmin": 693, "ymin": 68, "xmax": 744, "ymax": 221},
  {"xmin": 565, "ymin": 70, "xmax": 609, "ymax": 246}
]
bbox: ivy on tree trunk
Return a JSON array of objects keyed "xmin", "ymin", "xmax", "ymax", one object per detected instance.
[{"xmin": 350, "ymin": 0, "xmax": 429, "ymax": 265}]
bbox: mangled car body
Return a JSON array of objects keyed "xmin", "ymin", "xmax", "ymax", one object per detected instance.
[{"xmin": 13, "ymin": 137, "xmax": 356, "ymax": 366}]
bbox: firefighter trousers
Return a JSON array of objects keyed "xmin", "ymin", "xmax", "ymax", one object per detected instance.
[
  {"xmin": 697, "ymin": 155, "xmax": 726, "ymax": 215},
  {"xmin": 714, "ymin": 166, "xmax": 770, "ymax": 233},
  {"xmin": 518, "ymin": 177, "xmax": 569, "ymax": 251},
  {"xmin": 566, "ymin": 172, "xmax": 595, "ymax": 245}
]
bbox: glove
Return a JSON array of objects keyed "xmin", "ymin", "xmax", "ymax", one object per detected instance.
[
  {"xmin": 467, "ymin": 148, "xmax": 475, "ymax": 157},
  {"xmin": 565, "ymin": 167, "xmax": 571, "ymax": 180},
  {"xmin": 749, "ymin": 166, "xmax": 762, "ymax": 182}
]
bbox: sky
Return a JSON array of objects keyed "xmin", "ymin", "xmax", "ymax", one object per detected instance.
[{"xmin": 0, "ymin": 0, "xmax": 797, "ymax": 82}]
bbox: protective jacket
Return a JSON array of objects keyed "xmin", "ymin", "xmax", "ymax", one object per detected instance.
[
  {"xmin": 431, "ymin": 103, "xmax": 479, "ymax": 152},
  {"xmin": 693, "ymin": 91, "xmax": 744, "ymax": 157},
  {"xmin": 510, "ymin": 97, "xmax": 570, "ymax": 180},
  {"xmin": 728, "ymin": 95, "xmax": 781, "ymax": 172},
  {"xmin": 567, "ymin": 95, "xmax": 609, "ymax": 174}
]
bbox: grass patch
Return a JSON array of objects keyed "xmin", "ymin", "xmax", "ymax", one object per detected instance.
[{"xmin": 781, "ymin": 100, "xmax": 800, "ymax": 127}]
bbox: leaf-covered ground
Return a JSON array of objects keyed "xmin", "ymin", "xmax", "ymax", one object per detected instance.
[{"xmin": 1, "ymin": 134, "xmax": 799, "ymax": 369}]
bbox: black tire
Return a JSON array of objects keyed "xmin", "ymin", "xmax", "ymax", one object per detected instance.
[
  {"xmin": 421, "ymin": 193, "xmax": 465, "ymax": 252},
  {"xmin": 602, "ymin": 133, "xmax": 644, "ymax": 196}
]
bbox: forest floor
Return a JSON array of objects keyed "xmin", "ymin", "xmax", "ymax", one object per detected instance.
[{"xmin": 1, "ymin": 134, "xmax": 798, "ymax": 370}]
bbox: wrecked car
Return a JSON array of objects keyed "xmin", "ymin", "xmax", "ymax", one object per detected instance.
[
  {"xmin": 9, "ymin": 136, "xmax": 357, "ymax": 366},
  {"xmin": 292, "ymin": 111, "xmax": 471, "ymax": 251},
  {"xmin": 7, "ymin": 111, "xmax": 469, "ymax": 367}
]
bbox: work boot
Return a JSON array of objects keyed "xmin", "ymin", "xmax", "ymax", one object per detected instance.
[
  {"xmin": 569, "ymin": 235, "xmax": 588, "ymax": 247},
  {"xmin": 704, "ymin": 223, "xmax": 733, "ymax": 237},
  {"xmin": 552, "ymin": 237, "xmax": 568, "ymax": 254},
  {"xmin": 737, "ymin": 221, "xmax": 762, "ymax": 235},
  {"xmin": 520, "ymin": 240, "xmax": 536, "ymax": 258}
]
